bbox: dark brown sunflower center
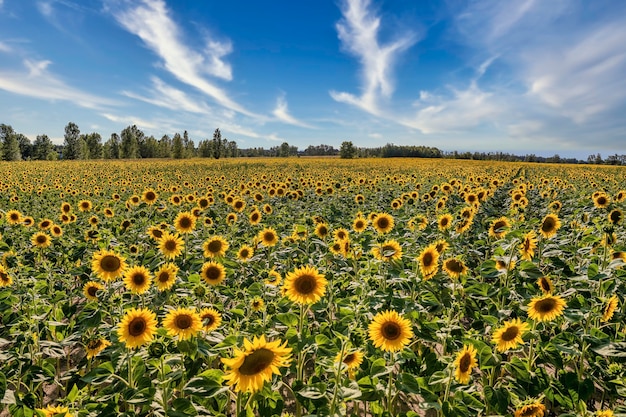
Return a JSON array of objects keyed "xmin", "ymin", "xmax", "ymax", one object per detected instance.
[
  {"xmin": 542, "ymin": 218, "xmax": 555, "ymax": 232},
  {"xmin": 0, "ymin": 272, "xmax": 9, "ymax": 282},
  {"xmin": 610, "ymin": 211, "xmax": 622, "ymax": 222},
  {"xmin": 377, "ymin": 218, "xmax": 389, "ymax": 229},
  {"xmin": 208, "ymin": 240, "xmax": 222, "ymax": 253},
  {"xmin": 520, "ymin": 406, "xmax": 541, "ymax": 417},
  {"xmin": 165, "ymin": 240, "xmax": 177, "ymax": 251},
  {"xmin": 539, "ymin": 278, "xmax": 551, "ymax": 292},
  {"xmin": 459, "ymin": 352, "xmax": 472, "ymax": 372},
  {"xmin": 100, "ymin": 255, "xmax": 121, "ymax": 272},
  {"xmin": 355, "ymin": 220, "xmax": 365, "ymax": 228},
  {"xmin": 493, "ymin": 221, "xmax": 506, "ymax": 230},
  {"xmin": 145, "ymin": 192, "xmax": 156, "ymax": 201},
  {"xmin": 10, "ymin": 213, "xmax": 19, "ymax": 221},
  {"xmin": 87, "ymin": 286, "xmax": 98, "ymax": 297},
  {"xmin": 234, "ymin": 201, "xmax": 244, "ymax": 209},
  {"xmin": 178, "ymin": 217, "xmax": 192, "ymax": 228},
  {"xmin": 87, "ymin": 339, "xmax": 103, "ymax": 349},
  {"xmin": 128, "ymin": 317, "xmax": 147, "ymax": 336},
  {"xmin": 422, "ymin": 252, "xmax": 434, "ymax": 266},
  {"xmin": 240, "ymin": 249, "xmax": 250, "ymax": 257},
  {"xmin": 152, "ymin": 229, "xmax": 163, "ymax": 238},
  {"xmin": 174, "ymin": 314, "xmax": 192, "ymax": 330},
  {"xmin": 158, "ymin": 272, "xmax": 170, "ymax": 283},
  {"xmin": 132, "ymin": 273, "xmax": 146, "ymax": 286},
  {"xmin": 446, "ymin": 259, "xmax": 464, "ymax": 273},
  {"xmin": 523, "ymin": 238, "xmax": 531, "ymax": 251},
  {"xmin": 535, "ymin": 298, "xmax": 557, "ymax": 313},
  {"xmin": 318, "ymin": 226, "xmax": 328, "ymax": 235},
  {"xmin": 36, "ymin": 235, "xmax": 47, "ymax": 244},
  {"xmin": 41, "ymin": 221, "xmax": 51, "ymax": 228},
  {"xmin": 81, "ymin": 203, "xmax": 89, "ymax": 209},
  {"xmin": 343, "ymin": 353, "xmax": 356, "ymax": 364},
  {"xmin": 204, "ymin": 266, "xmax": 221, "ymax": 281},
  {"xmin": 440, "ymin": 218, "xmax": 449, "ymax": 226},
  {"xmin": 381, "ymin": 322, "xmax": 402, "ymax": 340},
  {"xmin": 264, "ymin": 232, "xmax": 276, "ymax": 242},
  {"xmin": 294, "ymin": 274, "xmax": 316, "ymax": 294},
  {"xmin": 501, "ymin": 326, "xmax": 519, "ymax": 341},
  {"xmin": 203, "ymin": 314, "xmax": 215, "ymax": 326},
  {"xmin": 251, "ymin": 213, "xmax": 259, "ymax": 221},
  {"xmin": 597, "ymin": 197, "xmax": 607, "ymax": 205},
  {"xmin": 239, "ymin": 348, "xmax": 275, "ymax": 376}
]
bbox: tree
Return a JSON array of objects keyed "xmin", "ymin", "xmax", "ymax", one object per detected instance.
[
  {"xmin": 104, "ymin": 133, "xmax": 120, "ymax": 159},
  {"xmin": 279, "ymin": 142, "xmax": 291, "ymax": 157},
  {"xmin": 16, "ymin": 134, "xmax": 32, "ymax": 160},
  {"xmin": 82, "ymin": 132, "xmax": 103, "ymax": 159},
  {"xmin": 172, "ymin": 133, "xmax": 184, "ymax": 159},
  {"xmin": 158, "ymin": 135, "xmax": 172, "ymax": 158},
  {"xmin": 120, "ymin": 125, "xmax": 142, "ymax": 159},
  {"xmin": 33, "ymin": 134, "xmax": 55, "ymax": 160},
  {"xmin": 0, "ymin": 124, "xmax": 21, "ymax": 161},
  {"xmin": 63, "ymin": 122, "xmax": 81, "ymax": 159},
  {"xmin": 340, "ymin": 141, "xmax": 356, "ymax": 159},
  {"xmin": 212, "ymin": 128, "xmax": 222, "ymax": 159}
]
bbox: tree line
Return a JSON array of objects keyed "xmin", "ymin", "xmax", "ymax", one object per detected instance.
[{"xmin": 1, "ymin": 122, "xmax": 624, "ymax": 164}]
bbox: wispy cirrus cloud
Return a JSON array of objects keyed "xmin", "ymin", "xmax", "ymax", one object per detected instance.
[
  {"xmin": 108, "ymin": 0, "xmax": 258, "ymax": 118},
  {"xmin": 272, "ymin": 94, "xmax": 314, "ymax": 128},
  {"xmin": 330, "ymin": 0, "xmax": 417, "ymax": 115},
  {"xmin": 121, "ymin": 76, "xmax": 213, "ymax": 115},
  {"xmin": 0, "ymin": 58, "xmax": 117, "ymax": 109}
]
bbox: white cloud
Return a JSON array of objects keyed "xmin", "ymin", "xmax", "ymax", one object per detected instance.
[
  {"xmin": 0, "ymin": 59, "xmax": 118, "ymax": 109},
  {"xmin": 0, "ymin": 41, "xmax": 11, "ymax": 53},
  {"xmin": 272, "ymin": 95, "xmax": 314, "ymax": 128},
  {"xmin": 109, "ymin": 0, "xmax": 257, "ymax": 117},
  {"xmin": 121, "ymin": 76, "xmax": 213, "ymax": 114},
  {"xmin": 330, "ymin": 0, "xmax": 417, "ymax": 114},
  {"xmin": 100, "ymin": 113, "xmax": 160, "ymax": 130}
]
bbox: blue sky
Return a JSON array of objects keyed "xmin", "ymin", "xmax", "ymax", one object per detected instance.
[{"xmin": 1, "ymin": 0, "xmax": 626, "ymax": 158}]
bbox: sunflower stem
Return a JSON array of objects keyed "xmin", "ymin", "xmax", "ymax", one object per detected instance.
[
  {"xmin": 386, "ymin": 353, "xmax": 396, "ymax": 417},
  {"xmin": 330, "ymin": 342, "xmax": 347, "ymax": 416},
  {"xmin": 527, "ymin": 321, "xmax": 537, "ymax": 370}
]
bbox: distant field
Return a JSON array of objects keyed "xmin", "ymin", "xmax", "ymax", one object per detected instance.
[{"xmin": 1, "ymin": 158, "xmax": 625, "ymax": 416}]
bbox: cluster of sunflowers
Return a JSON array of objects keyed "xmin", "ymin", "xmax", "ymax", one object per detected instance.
[{"xmin": 0, "ymin": 158, "xmax": 625, "ymax": 417}]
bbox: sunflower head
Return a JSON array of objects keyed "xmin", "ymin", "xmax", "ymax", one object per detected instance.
[
  {"xmin": 31, "ymin": 232, "xmax": 51, "ymax": 248},
  {"xmin": 528, "ymin": 294, "xmax": 567, "ymax": 322},
  {"xmin": 83, "ymin": 281, "xmax": 104, "ymax": 301},
  {"xmin": 158, "ymin": 232, "xmax": 184, "ymax": 259},
  {"xmin": 492, "ymin": 318, "xmax": 530, "ymax": 352},
  {"xmin": 539, "ymin": 214, "xmax": 561, "ymax": 239},
  {"xmin": 221, "ymin": 335, "xmax": 292, "ymax": 393},
  {"xmin": 372, "ymin": 213, "xmax": 394, "ymax": 234},
  {"xmin": 372, "ymin": 240, "xmax": 403, "ymax": 262},
  {"xmin": 442, "ymin": 257, "xmax": 467, "ymax": 279},
  {"xmin": 200, "ymin": 307, "xmax": 222, "ymax": 332},
  {"xmin": 85, "ymin": 338, "xmax": 111, "ymax": 359},
  {"xmin": 368, "ymin": 310, "xmax": 413, "ymax": 352},
  {"xmin": 201, "ymin": 261, "xmax": 226, "ymax": 286},
  {"xmin": 155, "ymin": 263, "xmax": 178, "ymax": 291},
  {"xmin": 203, "ymin": 236, "xmax": 229, "ymax": 258},
  {"xmin": 489, "ymin": 217, "xmax": 510, "ymax": 239},
  {"xmin": 0, "ymin": 265, "xmax": 13, "ymax": 287},
  {"xmin": 163, "ymin": 307, "xmax": 202, "ymax": 341},
  {"xmin": 284, "ymin": 265, "xmax": 327, "ymax": 304},
  {"xmin": 174, "ymin": 211, "xmax": 196, "ymax": 234},
  {"xmin": 237, "ymin": 245, "xmax": 254, "ymax": 261},
  {"xmin": 454, "ymin": 344, "xmax": 478, "ymax": 384},
  {"xmin": 418, "ymin": 245, "xmax": 440, "ymax": 278},
  {"xmin": 258, "ymin": 227, "xmax": 279, "ymax": 247},
  {"xmin": 117, "ymin": 308, "xmax": 158, "ymax": 349},
  {"xmin": 91, "ymin": 249, "xmax": 127, "ymax": 281}
]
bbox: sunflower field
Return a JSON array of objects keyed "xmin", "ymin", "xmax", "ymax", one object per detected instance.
[{"xmin": 1, "ymin": 158, "xmax": 625, "ymax": 417}]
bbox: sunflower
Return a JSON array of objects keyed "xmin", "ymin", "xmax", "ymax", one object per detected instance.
[
  {"xmin": 249, "ymin": 210, "xmax": 262, "ymax": 225},
  {"xmin": 142, "ymin": 189, "xmax": 158, "ymax": 205},
  {"xmin": 123, "ymin": 265, "xmax": 153, "ymax": 294},
  {"xmin": 539, "ymin": 214, "xmax": 561, "ymax": 239},
  {"xmin": 195, "ymin": 307, "xmax": 221, "ymax": 333},
  {"xmin": 203, "ymin": 236, "xmax": 229, "ymax": 258},
  {"xmin": 237, "ymin": 245, "xmax": 254, "ymax": 262},
  {"xmin": 251, "ymin": 296, "xmax": 265, "ymax": 311},
  {"xmin": 489, "ymin": 217, "xmax": 510, "ymax": 239},
  {"xmin": 492, "ymin": 318, "xmax": 530, "ymax": 352},
  {"xmin": 37, "ymin": 404, "xmax": 72, "ymax": 417},
  {"xmin": 258, "ymin": 227, "xmax": 279, "ymax": 247},
  {"xmin": 593, "ymin": 193, "xmax": 610, "ymax": 209},
  {"xmin": 38, "ymin": 218, "xmax": 53, "ymax": 230},
  {"xmin": 333, "ymin": 228, "xmax": 350, "ymax": 242},
  {"xmin": 50, "ymin": 225, "xmax": 63, "ymax": 237},
  {"xmin": 91, "ymin": 249, "xmax": 127, "ymax": 281},
  {"xmin": 31, "ymin": 232, "xmax": 51, "ymax": 248},
  {"xmin": 264, "ymin": 269, "xmax": 282, "ymax": 286},
  {"xmin": 22, "ymin": 216, "xmax": 34, "ymax": 227},
  {"xmin": 519, "ymin": 231, "xmax": 538, "ymax": 260},
  {"xmin": 336, "ymin": 350, "xmax": 364, "ymax": 375},
  {"xmin": 85, "ymin": 338, "xmax": 111, "ymax": 359},
  {"xmin": 78, "ymin": 199, "xmax": 93, "ymax": 212},
  {"xmin": 6, "ymin": 209, "xmax": 22, "ymax": 225},
  {"xmin": 232, "ymin": 198, "xmax": 246, "ymax": 212},
  {"xmin": 60, "ymin": 202, "xmax": 72, "ymax": 213},
  {"xmin": 536, "ymin": 276, "xmax": 554, "ymax": 294},
  {"xmin": 372, "ymin": 212, "xmax": 394, "ymax": 234},
  {"xmin": 0, "ymin": 264, "xmax": 14, "ymax": 287},
  {"xmin": 263, "ymin": 204, "xmax": 272, "ymax": 214},
  {"xmin": 368, "ymin": 310, "xmax": 413, "ymax": 352},
  {"xmin": 174, "ymin": 211, "xmax": 196, "ymax": 234},
  {"xmin": 442, "ymin": 257, "xmax": 467, "ymax": 279},
  {"xmin": 314, "ymin": 223, "xmax": 330, "ymax": 239},
  {"xmin": 283, "ymin": 265, "xmax": 327, "ymax": 304},
  {"xmin": 163, "ymin": 307, "xmax": 203, "ymax": 341},
  {"xmin": 434, "ymin": 239, "xmax": 449, "ymax": 254},
  {"xmin": 84, "ymin": 229, "xmax": 99, "ymax": 243},
  {"xmin": 514, "ymin": 401, "xmax": 546, "ymax": 417},
  {"xmin": 596, "ymin": 410, "xmax": 614, "ymax": 417},
  {"xmin": 83, "ymin": 281, "xmax": 104, "ymax": 301},
  {"xmin": 88, "ymin": 216, "xmax": 98, "ymax": 226},
  {"xmin": 417, "ymin": 245, "xmax": 440, "ymax": 278},
  {"xmin": 437, "ymin": 214, "xmax": 453, "ymax": 231},
  {"xmin": 602, "ymin": 294, "xmax": 619, "ymax": 322},
  {"xmin": 372, "ymin": 240, "xmax": 403, "ymax": 262},
  {"xmin": 527, "ymin": 294, "xmax": 567, "ymax": 322},
  {"xmin": 221, "ymin": 335, "xmax": 292, "ymax": 393},
  {"xmin": 454, "ymin": 344, "xmax": 478, "ymax": 384},
  {"xmin": 154, "ymin": 263, "xmax": 178, "ymax": 291},
  {"xmin": 201, "ymin": 261, "xmax": 226, "ymax": 286},
  {"xmin": 226, "ymin": 212, "xmax": 238, "ymax": 225},
  {"xmin": 117, "ymin": 308, "xmax": 158, "ymax": 349},
  {"xmin": 103, "ymin": 208, "xmax": 114, "ymax": 218},
  {"xmin": 158, "ymin": 232, "xmax": 184, "ymax": 259},
  {"xmin": 352, "ymin": 217, "xmax": 368, "ymax": 233},
  {"xmin": 609, "ymin": 209, "xmax": 623, "ymax": 225}
]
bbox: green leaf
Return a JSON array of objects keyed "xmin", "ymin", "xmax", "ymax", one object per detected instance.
[
  {"xmin": 592, "ymin": 342, "xmax": 626, "ymax": 357},
  {"xmin": 275, "ymin": 312, "xmax": 298, "ymax": 327}
]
